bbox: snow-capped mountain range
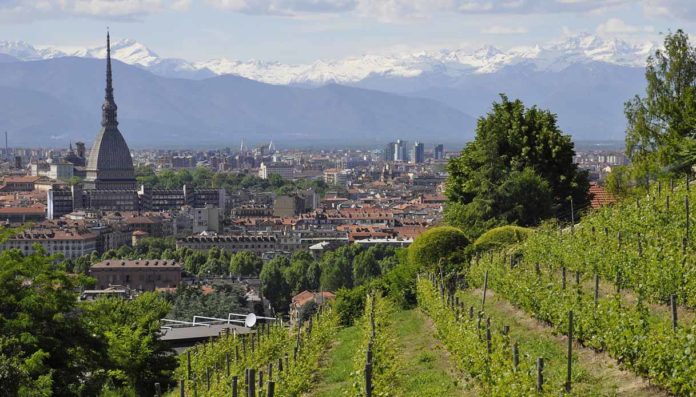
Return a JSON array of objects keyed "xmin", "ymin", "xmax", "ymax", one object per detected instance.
[{"xmin": 0, "ymin": 34, "xmax": 655, "ymax": 85}]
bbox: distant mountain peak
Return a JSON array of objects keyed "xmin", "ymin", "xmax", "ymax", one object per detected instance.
[{"xmin": 0, "ymin": 33, "xmax": 655, "ymax": 84}]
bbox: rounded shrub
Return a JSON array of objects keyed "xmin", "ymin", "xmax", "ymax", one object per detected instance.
[
  {"xmin": 473, "ymin": 225, "xmax": 532, "ymax": 252},
  {"xmin": 407, "ymin": 226, "xmax": 470, "ymax": 271}
]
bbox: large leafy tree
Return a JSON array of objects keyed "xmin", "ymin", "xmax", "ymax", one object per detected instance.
[
  {"xmin": 625, "ymin": 29, "xmax": 696, "ymax": 177},
  {"xmin": 446, "ymin": 95, "xmax": 589, "ymax": 237},
  {"xmin": 229, "ymin": 251, "xmax": 263, "ymax": 277},
  {"xmin": 83, "ymin": 293, "xmax": 177, "ymax": 396},
  {"xmin": 0, "ymin": 247, "xmax": 105, "ymax": 396},
  {"xmin": 260, "ymin": 257, "xmax": 291, "ymax": 313}
]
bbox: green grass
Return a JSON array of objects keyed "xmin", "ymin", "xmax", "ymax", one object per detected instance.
[
  {"xmin": 312, "ymin": 325, "xmax": 361, "ymax": 396},
  {"xmin": 392, "ymin": 309, "xmax": 471, "ymax": 397}
]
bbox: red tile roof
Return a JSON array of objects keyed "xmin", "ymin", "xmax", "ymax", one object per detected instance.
[{"xmin": 589, "ymin": 182, "xmax": 616, "ymax": 209}]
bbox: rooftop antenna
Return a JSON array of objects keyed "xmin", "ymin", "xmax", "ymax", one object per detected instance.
[{"xmin": 4, "ymin": 131, "xmax": 7, "ymax": 162}]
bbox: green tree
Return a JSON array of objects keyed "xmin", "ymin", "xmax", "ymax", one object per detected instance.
[
  {"xmin": 84, "ymin": 293, "xmax": 176, "ymax": 396},
  {"xmin": 229, "ymin": 251, "xmax": 263, "ymax": 276},
  {"xmin": 260, "ymin": 257, "xmax": 291, "ymax": 312},
  {"xmin": 446, "ymin": 95, "xmax": 589, "ymax": 237},
  {"xmin": 625, "ymin": 29, "xmax": 696, "ymax": 178},
  {"xmin": 319, "ymin": 247, "xmax": 355, "ymax": 291},
  {"xmin": 284, "ymin": 250, "xmax": 316, "ymax": 294},
  {"xmin": 352, "ymin": 249, "xmax": 381, "ymax": 286},
  {"xmin": 0, "ymin": 247, "xmax": 103, "ymax": 396}
]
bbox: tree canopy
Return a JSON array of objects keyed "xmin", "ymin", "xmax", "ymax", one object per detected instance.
[
  {"xmin": 625, "ymin": 29, "xmax": 696, "ymax": 178},
  {"xmin": 446, "ymin": 95, "xmax": 589, "ymax": 237}
]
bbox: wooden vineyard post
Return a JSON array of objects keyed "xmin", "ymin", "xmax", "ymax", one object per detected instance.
[
  {"xmin": 512, "ymin": 342, "xmax": 519, "ymax": 371},
  {"xmin": 481, "ymin": 270, "xmax": 489, "ymax": 312},
  {"xmin": 248, "ymin": 369, "xmax": 256, "ymax": 397},
  {"xmin": 686, "ymin": 196, "xmax": 690, "ymax": 243},
  {"xmin": 566, "ymin": 311, "xmax": 573, "ymax": 393},
  {"xmin": 536, "ymin": 357, "xmax": 544, "ymax": 392},
  {"xmin": 671, "ymin": 294, "xmax": 678, "ymax": 331},
  {"xmin": 365, "ymin": 362, "xmax": 373, "ymax": 397},
  {"xmin": 187, "ymin": 350, "xmax": 192, "ymax": 380},
  {"xmin": 206, "ymin": 368, "xmax": 210, "ymax": 391},
  {"xmin": 267, "ymin": 381, "xmax": 275, "ymax": 397},
  {"xmin": 594, "ymin": 274, "xmax": 600, "ymax": 309},
  {"xmin": 687, "ymin": 173, "xmax": 691, "ymax": 192},
  {"xmin": 575, "ymin": 271, "xmax": 580, "ymax": 286},
  {"xmin": 226, "ymin": 352, "xmax": 230, "ymax": 377},
  {"xmin": 232, "ymin": 376, "xmax": 238, "ymax": 397},
  {"xmin": 155, "ymin": 383, "xmax": 162, "ymax": 397},
  {"xmin": 179, "ymin": 379, "xmax": 185, "ymax": 397},
  {"xmin": 667, "ymin": 195, "xmax": 670, "ymax": 211},
  {"xmin": 486, "ymin": 326, "xmax": 492, "ymax": 355},
  {"xmin": 561, "ymin": 266, "xmax": 567, "ymax": 290}
]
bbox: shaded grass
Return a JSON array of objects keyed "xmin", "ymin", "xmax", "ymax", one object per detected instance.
[{"xmin": 312, "ymin": 325, "xmax": 361, "ymax": 396}]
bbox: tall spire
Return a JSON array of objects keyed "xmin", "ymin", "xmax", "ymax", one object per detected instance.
[{"xmin": 101, "ymin": 29, "xmax": 118, "ymax": 127}]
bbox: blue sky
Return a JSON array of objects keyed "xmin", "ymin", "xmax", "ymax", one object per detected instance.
[{"xmin": 0, "ymin": 0, "xmax": 695, "ymax": 63}]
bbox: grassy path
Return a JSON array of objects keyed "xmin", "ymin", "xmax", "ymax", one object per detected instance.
[
  {"xmin": 391, "ymin": 309, "xmax": 473, "ymax": 397},
  {"xmin": 311, "ymin": 325, "xmax": 361, "ymax": 397},
  {"xmin": 458, "ymin": 288, "xmax": 667, "ymax": 397},
  {"xmin": 311, "ymin": 308, "xmax": 472, "ymax": 397}
]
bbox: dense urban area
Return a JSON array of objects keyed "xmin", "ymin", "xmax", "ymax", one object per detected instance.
[{"xmin": 1, "ymin": 23, "xmax": 696, "ymax": 397}]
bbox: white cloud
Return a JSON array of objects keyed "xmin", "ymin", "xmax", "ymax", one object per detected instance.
[
  {"xmin": 596, "ymin": 17, "xmax": 653, "ymax": 35},
  {"xmin": 481, "ymin": 25, "xmax": 528, "ymax": 34},
  {"xmin": 0, "ymin": 0, "xmax": 188, "ymax": 21},
  {"xmin": 205, "ymin": 0, "xmax": 629, "ymax": 18},
  {"xmin": 206, "ymin": 0, "xmax": 357, "ymax": 15},
  {"xmin": 643, "ymin": 0, "xmax": 696, "ymax": 20}
]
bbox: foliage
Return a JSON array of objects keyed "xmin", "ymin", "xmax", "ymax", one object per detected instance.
[
  {"xmin": 164, "ymin": 284, "xmax": 247, "ymax": 321},
  {"xmin": 625, "ymin": 29, "xmax": 696, "ymax": 179},
  {"xmin": 465, "ymin": 175, "xmax": 696, "ymax": 395},
  {"xmin": 418, "ymin": 277, "xmax": 553, "ymax": 396},
  {"xmin": 136, "ymin": 165, "xmax": 328, "ymax": 196},
  {"xmin": 283, "ymin": 250, "xmax": 320, "ymax": 295},
  {"xmin": 446, "ymin": 95, "xmax": 590, "ymax": 237},
  {"xmin": 0, "ymin": 243, "xmax": 174, "ymax": 396},
  {"xmin": 83, "ymin": 293, "xmax": 177, "ymax": 396},
  {"xmin": 407, "ymin": 226, "xmax": 470, "ymax": 273},
  {"xmin": 229, "ymin": 251, "xmax": 263, "ymax": 277},
  {"xmin": 351, "ymin": 293, "xmax": 399, "ymax": 397},
  {"xmin": 260, "ymin": 256, "xmax": 292, "ymax": 313},
  {"xmin": 473, "ymin": 225, "xmax": 532, "ymax": 252},
  {"xmin": 334, "ymin": 285, "xmax": 368, "ymax": 326},
  {"xmin": 174, "ymin": 305, "xmax": 339, "ymax": 397}
]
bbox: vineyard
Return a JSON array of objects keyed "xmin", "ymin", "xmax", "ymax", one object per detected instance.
[
  {"xmin": 167, "ymin": 306, "xmax": 338, "ymax": 396},
  {"xmin": 162, "ymin": 179, "xmax": 696, "ymax": 397},
  {"xmin": 466, "ymin": 177, "xmax": 696, "ymax": 395}
]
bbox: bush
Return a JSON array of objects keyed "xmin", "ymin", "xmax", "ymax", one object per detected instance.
[
  {"xmin": 334, "ymin": 285, "xmax": 367, "ymax": 326},
  {"xmin": 407, "ymin": 226, "xmax": 470, "ymax": 272},
  {"xmin": 473, "ymin": 225, "xmax": 532, "ymax": 252}
]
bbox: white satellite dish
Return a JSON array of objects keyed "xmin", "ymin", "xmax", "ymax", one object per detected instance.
[{"xmin": 245, "ymin": 313, "xmax": 257, "ymax": 328}]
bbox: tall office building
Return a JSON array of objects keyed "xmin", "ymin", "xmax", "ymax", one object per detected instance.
[
  {"xmin": 384, "ymin": 142, "xmax": 396, "ymax": 162},
  {"xmin": 394, "ymin": 139, "xmax": 409, "ymax": 162},
  {"xmin": 412, "ymin": 141, "xmax": 425, "ymax": 164},
  {"xmin": 434, "ymin": 144, "xmax": 445, "ymax": 160}
]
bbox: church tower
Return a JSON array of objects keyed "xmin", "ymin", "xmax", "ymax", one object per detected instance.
[{"xmin": 84, "ymin": 31, "xmax": 136, "ymax": 191}]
